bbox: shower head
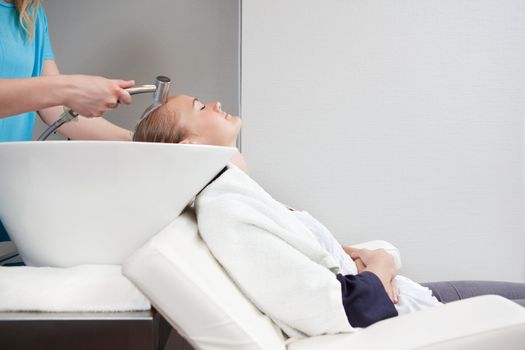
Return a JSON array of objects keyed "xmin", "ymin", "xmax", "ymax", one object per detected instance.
[
  {"xmin": 153, "ymin": 75, "xmax": 171, "ymax": 105},
  {"xmin": 134, "ymin": 75, "xmax": 172, "ymax": 130}
]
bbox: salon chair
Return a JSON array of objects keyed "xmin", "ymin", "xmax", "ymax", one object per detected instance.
[
  {"xmin": 1, "ymin": 141, "xmax": 524, "ymax": 349},
  {"xmin": 124, "ymin": 209, "xmax": 525, "ymax": 350}
]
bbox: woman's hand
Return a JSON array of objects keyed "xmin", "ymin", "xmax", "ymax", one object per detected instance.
[
  {"xmin": 58, "ymin": 75, "xmax": 135, "ymax": 118},
  {"xmin": 342, "ymin": 246, "xmax": 365, "ymax": 272},
  {"xmin": 343, "ymin": 247, "xmax": 399, "ymax": 304}
]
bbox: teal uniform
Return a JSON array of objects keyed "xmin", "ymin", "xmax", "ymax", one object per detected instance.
[{"xmin": 0, "ymin": 1, "xmax": 55, "ymax": 260}]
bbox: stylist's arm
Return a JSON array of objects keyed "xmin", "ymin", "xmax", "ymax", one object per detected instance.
[
  {"xmin": 0, "ymin": 75, "xmax": 134, "ymax": 119},
  {"xmin": 34, "ymin": 61, "xmax": 134, "ymax": 141}
]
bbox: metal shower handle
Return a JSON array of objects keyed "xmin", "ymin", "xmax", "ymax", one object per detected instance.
[{"xmin": 37, "ymin": 75, "xmax": 172, "ymax": 141}]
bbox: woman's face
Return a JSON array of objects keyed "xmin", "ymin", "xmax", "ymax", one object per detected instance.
[{"xmin": 170, "ymin": 95, "xmax": 241, "ymax": 147}]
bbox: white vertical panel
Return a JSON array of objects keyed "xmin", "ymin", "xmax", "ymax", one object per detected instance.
[{"xmin": 242, "ymin": 0, "xmax": 525, "ymax": 282}]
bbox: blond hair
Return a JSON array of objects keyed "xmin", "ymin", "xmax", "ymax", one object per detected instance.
[
  {"xmin": 133, "ymin": 100, "xmax": 190, "ymax": 144},
  {"xmin": 15, "ymin": 0, "xmax": 43, "ymax": 41}
]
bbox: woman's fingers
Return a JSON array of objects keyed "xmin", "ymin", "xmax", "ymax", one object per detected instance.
[
  {"xmin": 349, "ymin": 248, "xmax": 372, "ymax": 261},
  {"xmin": 342, "ymin": 245, "xmax": 359, "ymax": 256},
  {"xmin": 354, "ymin": 258, "xmax": 366, "ymax": 273},
  {"xmin": 391, "ymin": 280, "xmax": 399, "ymax": 304},
  {"xmin": 106, "ymin": 100, "xmax": 118, "ymax": 109},
  {"xmin": 342, "ymin": 246, "xmax": 367, "ymax": 262},
  {"xmin": 384, "ymin": 279, "xmax": 398, "ymax": 304},
  {"xmin": 115, "ymin": 80, "xmax": 134, "ymax": 105},
  {"xmin": 116, "ymin": 79, "xmax": 135, "ymax": 89},
  {"xmin": 116, "ymin": 89, "xmax": 132, "ymax": 105}
]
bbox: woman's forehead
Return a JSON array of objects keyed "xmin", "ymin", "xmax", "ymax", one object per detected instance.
[{"xmin": 169, "ymin": 95, "xmax": 196, "ymax": 111}]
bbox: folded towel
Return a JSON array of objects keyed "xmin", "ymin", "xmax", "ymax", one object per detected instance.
[{"xmin": 0, "ymin": 264, "xmax": 150, "ymax": 312}]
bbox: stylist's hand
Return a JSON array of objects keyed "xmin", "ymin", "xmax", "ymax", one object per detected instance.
[
  {"xmin": 60, "ymin": 75, "xmax": 135, "ymax": 117},
  {"xmin": 344, "ymin": 247, "xmax": 399, "ymax": 304}
]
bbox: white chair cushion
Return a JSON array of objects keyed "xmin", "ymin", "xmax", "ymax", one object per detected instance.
[
  {"xmin": 123, "ymin": 208, "xmax": 285, "ymax": 350},
  {"xmin": 288, "ymin": 295, "xmax": 525, "ymax": 350},
  {"xmin": 0, "ymin": 264, "xmax": 150, "ymax": 312}
]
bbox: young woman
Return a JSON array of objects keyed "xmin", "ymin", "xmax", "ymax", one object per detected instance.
[
  {"xmin": 133, "ymin": 95, "xmax": 525, "ymax": 334},
  {"xmin": 133, "ymin": 95, "xmax": 448, "ymax": 330}
]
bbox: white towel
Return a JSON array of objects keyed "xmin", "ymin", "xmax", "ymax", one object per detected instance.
[
  {"xmin": 195, "ymin": 165, "xmax": 354, "ymax": 339},
  {"xmin": 290, "ymin": 210, "xmax": 442, "ymax": 314},
  {"xmin": 0, "ymin": 264, "xmax": 150, "ymax": 312}
]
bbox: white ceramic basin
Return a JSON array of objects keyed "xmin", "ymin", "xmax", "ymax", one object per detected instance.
[{"xmin": 0, "ymin": 141, "xmax": 236, "ymax": 267}]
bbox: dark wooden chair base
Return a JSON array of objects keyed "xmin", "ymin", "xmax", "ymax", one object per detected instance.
[{"xmin": 0, "ymin": 309, "xmax": 174, "ymax": 350}]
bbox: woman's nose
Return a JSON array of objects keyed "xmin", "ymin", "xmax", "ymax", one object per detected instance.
[{"xmin": 213, "ymin": 102, "xmax": 222, "ymax": 112}]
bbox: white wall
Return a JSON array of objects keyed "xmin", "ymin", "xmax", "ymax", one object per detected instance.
[
  {"xmin": 242, "ymin": 0, "xmax": 525, "ymax": 282},
  {"xmin": 34, "ymin": 0, "xmax": 240, "ymax": 139}
]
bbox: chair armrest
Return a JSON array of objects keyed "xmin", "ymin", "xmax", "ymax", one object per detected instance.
[{"xmin": 348, "ymin": 240, "xmax": 402, "ymax": 270}]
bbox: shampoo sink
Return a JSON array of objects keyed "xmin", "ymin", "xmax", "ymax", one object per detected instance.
[{"xmin": 0, "ymin": 141, "xmax": 236, "ymax": 267}]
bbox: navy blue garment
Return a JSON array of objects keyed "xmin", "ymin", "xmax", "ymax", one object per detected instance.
[{"xmin": 337, "ymin": 271, "xmax": 398, "ymax": 328}]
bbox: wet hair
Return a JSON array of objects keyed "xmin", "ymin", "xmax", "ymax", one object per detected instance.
[{"xmin": 132, "ymin": 100, "xmax": 190, "ymax": 143}]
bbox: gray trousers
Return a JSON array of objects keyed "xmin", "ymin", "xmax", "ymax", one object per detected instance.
[{"xmin": 422, "ymin": 281, "xmax": 525, "ymax": 307}]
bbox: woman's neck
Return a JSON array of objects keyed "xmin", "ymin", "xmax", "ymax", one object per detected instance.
[{"xmin": 230, "ymin": 151, "xmax": 249, "ymax": 174}]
